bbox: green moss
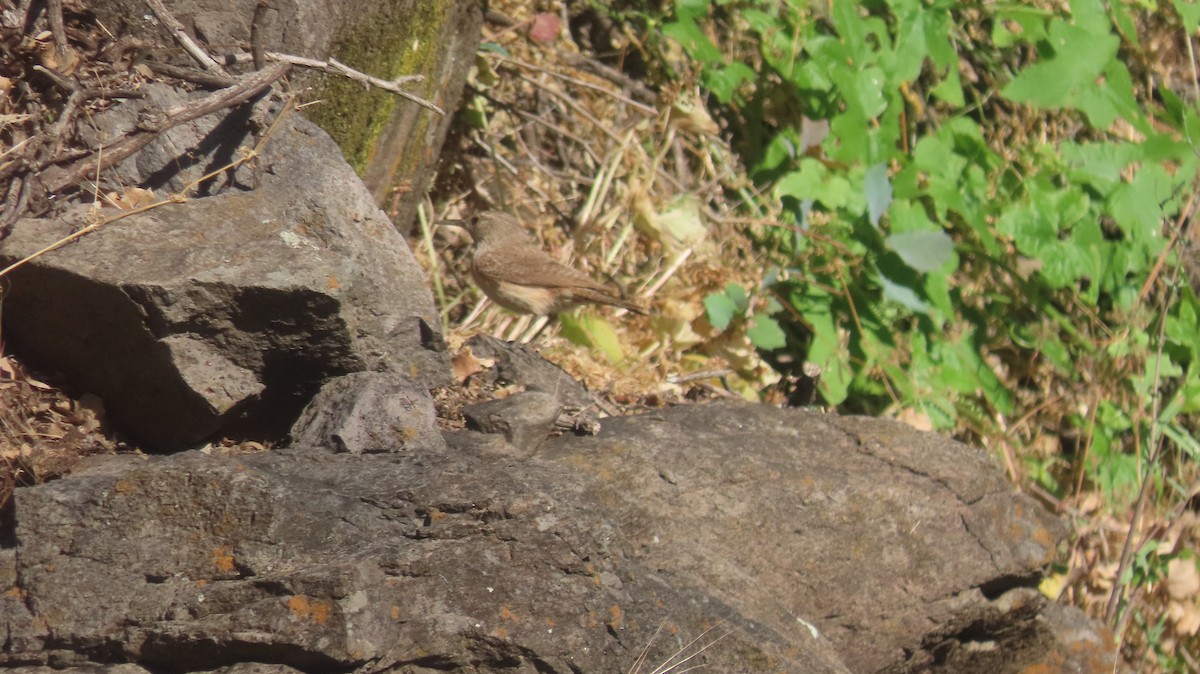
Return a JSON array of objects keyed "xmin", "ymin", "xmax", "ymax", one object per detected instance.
[{"xmin": 306, "ymin": 1, "xmax": 450, "ymax": 174}]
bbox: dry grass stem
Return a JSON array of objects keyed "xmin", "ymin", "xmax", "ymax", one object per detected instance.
[{"xmin": 626, "ymin": 620, "xmax": 737, "ymax": 674}]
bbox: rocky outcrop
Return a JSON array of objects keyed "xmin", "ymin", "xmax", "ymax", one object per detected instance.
[
  {"xmin": 0, "ymin": 0, "xmax": 480, "ymax": 449},
  {"xmin": 1, "ymin": 382, "xmax": 1121, "ymax": 672},
  {"xmin": 0, "ymin": 109, "xmax": 448, "ymax": 449}
]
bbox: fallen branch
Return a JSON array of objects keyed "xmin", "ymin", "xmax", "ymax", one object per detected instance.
[
  {"xmin": 148, "ymin": 50, "xmax": 442, "ymax": 114},
  {"xmin": 47, "ymin": 0, "xmax": 68, "ymax": 53},
  {"xmin": 254, "ymin": 52, "xmax": 443, "ymax": 114},
  {"xmin": 145, "ymin": 61, "xmax": 237, "ymax": 89},
  {"xmin": 1, "ymin": 176, "xmax": 29, "ymax": 231},
  {"xmin": 31, "ymin": 64, "xmax": 78, "ymax": 93}
]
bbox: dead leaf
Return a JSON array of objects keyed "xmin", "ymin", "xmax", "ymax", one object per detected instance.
[
  {"xmin": 655, "ymin": 195, "xmax": 707, "ymax": 250},
  {"xmin": 24, "ymin": 375, "xmax": 52, "ymax": 390},
  {"xmin": 1157, "ymin": 511, "xmax": 1197, "ymax": 555},
  {"xmin": 1166, "ymin": 591, "xmax": 1200, "ymax": 637},
  {"xmin": 1167, "ymin": 557, "xmax": 1200, "ymax": 602},
  {"xmin": 115, "ymin": 187, "xmax": 156, "ymax": 210},
  {"xmin": 494, "ymin": 384, "xmax": 523, "ymax": 399},
  {"xmin": 452, "ymin": 348, "xmax": 485, "ymax": 382},
  {"xmin": 528, "ymin": 13, "xmax": 561, "ymax": 44},
  {"xmin": 39, "ymin": 42, "xmax": 80, "ymax": 75},
  {"xmin": 669, "ymin": 90, "xmax": 719, "ymax": 135},
  {"xmin": 630, "ymin": 188, "xmax": 658, "ymax": 239},
  {"xmin": 896, "ymin": 407, "xmax": 934, "ymax": 432},
  {"xmin": 649, "ymin": 299, "xmax": 704, "ymax": 350}
]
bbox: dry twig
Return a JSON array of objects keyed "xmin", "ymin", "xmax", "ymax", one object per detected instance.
[
  {"xmin": 144, "ymin": 0, "xmax": 231, "ymax": 77},
  {"xmin": 255, "ymin": 52, "xmax": 442, "ymax": 114},
  {"xmin": 145, "ymin": 61, "xmax": 237, "ymax": 89},
  {"xmin": 40, "ymin": 62, "xmax": 289, "ymax": 195},
  {"xmin": 47, "ymin": 0, "xmax": 68, "ymax": 53}
]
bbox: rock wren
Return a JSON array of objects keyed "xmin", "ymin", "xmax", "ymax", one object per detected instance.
[{"xmin": 460, "ymin": 211, "xmax": 645, "ymax": 316}]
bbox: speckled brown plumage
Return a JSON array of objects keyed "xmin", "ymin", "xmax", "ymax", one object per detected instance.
[{"xmin": 460, "ymin": 211, "xmax": 645, "ymax": 316}]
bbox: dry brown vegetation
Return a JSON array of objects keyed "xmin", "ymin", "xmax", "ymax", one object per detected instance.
[
  {"xmin": 1, "ymin": 0, "xmax": 1197, "ymax": 670},
  {"xmin": 420, "ymin": 1, "xmax": 787, "ymax": 409}
]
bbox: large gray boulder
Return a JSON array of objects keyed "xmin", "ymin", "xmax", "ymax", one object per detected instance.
[
  {"xmin": 0, "ymin": 0, "xmax": 481, "ymax": 448},
  {"xmin": 0, "ymin": 109, "xmax": 448, "ymax": 448},
  {"xmin": 1, "ymin": 397, "xmax": 1117, "ymax": 673}
]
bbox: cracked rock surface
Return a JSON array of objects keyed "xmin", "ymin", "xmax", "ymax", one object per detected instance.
[
  {"xmin": 0, "ymin": 109, "xmax": 448, "ymax": 449},
  {"xmin": 1, "ymin": 396, "xmax": 1119, "ymax": 673},
  {"xmin": 0, "ymin": 0, "xmax": 478, "ymax": 450}
]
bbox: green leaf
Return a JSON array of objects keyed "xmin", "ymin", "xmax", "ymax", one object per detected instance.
[
  {"xmin": 1001, "ymin": 21, "xmax": 1119, "ymax": 109},
  {"xmin": 1162, "ymin": 422, "xmax": 1200, "ymax": 463},
  {"xmin": 1109, "ymin": 1, "xmax": 1139, "ymax": 46},
  {"xmin": 741, "ymin": 8, "xmax": 776, "ymax": 34},
  {"xmin": 831, "ymin": 0, "xmax": 871, "ymax": 62},
  {"xmin": 890, "ymin": 5, "xmax": 929, "ymax": 82},
  {"xmin": 931, "ymin": 67, "xmax": 965, "ymax": 107},
  {"xmin": 704, "ymin": 62, "xmax": 754, "ymax": 103},
  {"xmin": 1108, "ymin": 163, "xmax": 1174, "ymax": 244},
  {"xmin": 704, "ymin": 293, "xmax": 738, "ymax": 331},
  {"xmin": 1175, "ymin": 0, "xmax": 1200, "ymax": 32},
  {"xmin": 758, "ymin": 133, "xmax": 797, "ymax": 173},
  {"xmin": 827, "ymin": 111, "xmax": 870, "ymax": 164},
  {"xmin": 912, "ymin": 133, "xmax": 966, "ymax": 181},
  {"xmin": 675, "ymin": 0, "xmax": 710, "ymax": 20},
  {"xmin": 558, "ymin": 313, "xmax": 625, "ymax": 364},
  {"xmin": 886, "ymin": 230, "xmax": 955, "ymax": 273},
  {"xmin": 878, "ymin": 273, "xmax": 930, "ymax": 313},
  {"xmin": 923, "ymin": 6, "xmax": 957, "ymax": 67},
  {"xmin": 725, "ymin": 282, "xmax": 749, "ymax": 311},
  {"xmin": 997, "ymin": 202, "xmax": 1055, "ymax": 258},
  {"xmin": 799, "ymin": 294, "xmax": 851, "ymax": 404},
  {"xmin": 1038, "ymin": 241, "xmax": 1095, "ymax": 288},
  {"xmin": 662, "ymin": 19, "xmax": 722, "ymax": 63},
  {"xmin": 865, "ymin": 163, "xmax": 892, "ymax": 227},
  {"xmin": 1060, "ymin": 141, "xmax": 1137, "ymax": 195},
  {"xmin": 1179, "ymin": 368, "xmax": 1200, "ymax": 414},
  {"xmin": 923, "ymin": 269, "xmax": 954, "ymax": 323},
  {"xmin": 1072, "ymin": 60, "xmax": 1143, "ymax": 130},
  {"xmin": 1068, "ymin": 0, "xmax": 1111, "ymax": 35},
  {"xmin": 994, "ymin": 5, "xmax": 1053, "ymax": 46},
  {"xmin": 704, "ymin": 283, "xmax": 750, "ymax": 331},
  {"xmin": 747, "ymin": 314, "xmax": 787, "ymax": 350},
  {"xmin": 478, "ymin": 42, "xmax": 510, "ymax": 56},
  {"xmin": 847, "ymin": 66, "xmax": 888, "ymax": 119},
  {"xmin": 775, "ymin": 159, "xmax": 854, "ymax": 210}
]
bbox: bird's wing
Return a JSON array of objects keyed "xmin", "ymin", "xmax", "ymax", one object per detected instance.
[{"xmin": 473, "ymin": 247, "xmax": 612, "ymax": 292}]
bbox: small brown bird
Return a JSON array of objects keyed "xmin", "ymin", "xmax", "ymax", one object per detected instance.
[{"xmin": 459, "ymin": 211, "xmax": 645, "ymax": 316}]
